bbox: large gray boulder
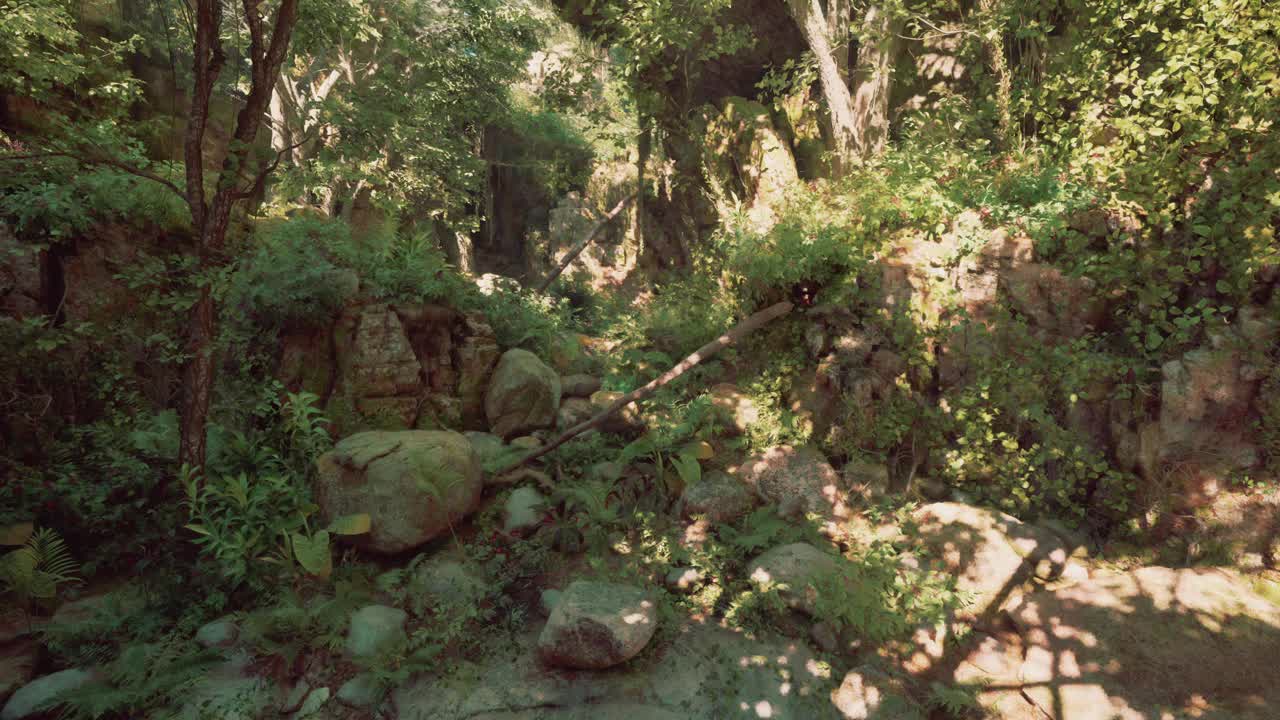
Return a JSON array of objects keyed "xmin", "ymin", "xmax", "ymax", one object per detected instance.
[
  {"xmin": 485, "ymin": 349, "xmax": 561, "ymax": 438},
  {"xmin": 538, "ymin": 581, "xmax": 657, "ymax": 669},
  {"xmin": 2, "ymin": 669, "xmax": 97, "ymax": 720},
  {"xmin": 315, "ymin": 430, "xmax": 482, "ymax": 554}
]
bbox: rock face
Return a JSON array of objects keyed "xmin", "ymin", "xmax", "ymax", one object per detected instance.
[
  {"xmin": 736, "ymin": 446, "xmax": 850, "ymax": 520},
  {"xmin": 1, "ymin": 669, "xmax": 96, "ymax": 720},
  {"xmin": 954, "ymin": 567, "xmax": 1280, "ymax": 720},
  {"xmin": 746, "ymin": 543, "xmax": 840, "ymax": 614},
  {"xmin": 485, "ymin": 349, "xmax": 562, "ymax": 438},
  {"xmin": 0, "ymin": 643, "xmax": 36, "ymax": 709},
  {"xmin": 680, "ymin": 470, "xmax": 757, "ymax": 523},
  {"xmin": 538, "ymin": 581, "xmax": 657, "ymax": 669},
  {"xmin": 908, "ymin": 502, "xmax": 1078, "ymax": 618},
  {"xmin": 699, "ymin": 97, "xmax": 799, "ymax": 232},
  {"xmin": 314, "ymin": 430, "xmax": 483, "ymax": 554}
]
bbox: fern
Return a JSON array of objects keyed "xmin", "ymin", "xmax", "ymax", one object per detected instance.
[{"xmin": 0, "ymin": 527, "xmax": 81, "ymax": 623}]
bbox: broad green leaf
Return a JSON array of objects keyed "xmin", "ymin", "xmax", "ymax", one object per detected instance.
[{"xmin": 291, "ymin": 531, "xmax": 332, "ymax": 579}]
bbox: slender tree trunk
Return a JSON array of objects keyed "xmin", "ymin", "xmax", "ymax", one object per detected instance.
[
  {"xmin": 850, "ymin": 5, "xmax": 898, "ymax": 158},
  {"xmin": 178, "ymin": 0, "xmax": 301, "ymax": 472},
  {"xmin": 787, "ymin": 0, "xmax": 859, "ymax": 174}
]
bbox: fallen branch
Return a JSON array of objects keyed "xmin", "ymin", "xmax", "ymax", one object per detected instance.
[
  {"xmin": 491, "ymin": 300, "xmax": 794, "ymax": 476},
  {"xmin": 536, "ymin": 193, "xmax": 636, "ymax": 293}
]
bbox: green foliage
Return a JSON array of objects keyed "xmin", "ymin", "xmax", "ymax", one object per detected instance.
[
  {"xmin": 228, "ymin": 215, "xmax": 357, "ymax": 328},
  {"xmin": 810, "ymin": 544, "xmax": 961, "ymax": 644},
  {"xmin": 0, "ymin": 526, "xmax": 80, "ymax": 616}
]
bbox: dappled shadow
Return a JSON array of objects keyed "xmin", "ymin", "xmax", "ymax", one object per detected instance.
[{"xmin": 939, "ymin": 567, "xmax": 1280, "ymax": 719}]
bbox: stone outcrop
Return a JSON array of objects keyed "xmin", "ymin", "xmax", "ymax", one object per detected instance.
[
  {"xmin": 279, "ymin": 302, "xmax": 500, "ymax": 435},
  {"xmin": 314, "ymin": 430, "xmax": 482, "ymax": 554},
  {"xmin": 699, "ymin": 97, "xmax": 799, "ymax": 232}
]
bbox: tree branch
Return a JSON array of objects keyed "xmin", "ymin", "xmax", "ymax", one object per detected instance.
[
  {"xmin": 537, "ymin": 193, "xmax": 636, "ymax": 292},
  {"xmin": 0, "ymin": 151, "xmax": 185, "ymax": 200},
  {"xmin": 491, "ymin": 301, "xmax": 795, "ymax": 476}
]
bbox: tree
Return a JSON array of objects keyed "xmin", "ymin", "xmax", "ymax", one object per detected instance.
[{"xmin": 177, "ymin": 0, "xmax": 301, "ymax": 471}]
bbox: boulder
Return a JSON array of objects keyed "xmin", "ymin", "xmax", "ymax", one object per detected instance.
[
  {"xmin": 331, "ymin": 304, "xmax": 423, "ymax": 429},
  {"xmin": 908, "ymin": 502, "xmax": 1076, "ymax": 619},
  {"xmin": 194, "ymin": 617, "xmax": 239, "ymax": 648},
  {"xmin": 464, "ymin": 431, "xmax": 510, "ymax": 472},
  {"xmin": 503, "ymin": 487, "xmax": 547, "ymax": 535},
  {"xmin": 485, "ymin": 349, "xmax": 562, "ymax": 438},
  {"xmin": 335, "ymin": 674, "xmax": 382, "ymax": 708},
  {"xmin": 560, "ymin": 374, "xmax": 602, "ymax": 398},
  {"xmin": 680, "ymin": 470, "xmax": 757, "ymax": 524},
  {"xmin": 736, "ymin": 446, "xmax": 850, "ymax": 520},
  {"xmin": 1, "ymin": 669, "xmax": 97, "ymax": 720},
  {"xmin": 538, "ymin": 581, "xmax": 657, "ymax": 669},
  {"xmin": 0, "ymin": 643, "xmax": 36, "ymax": 708},
  {"xmin": 314, "ymin": 430, "xmax": 482, "ymax": 554},
  {"xmin": 746, "ymin": 543, "xmax": 840, "ymax": 615},
  {"xmin": 345, "ymin": 605, "xmax": 408, "ymax": 659}
]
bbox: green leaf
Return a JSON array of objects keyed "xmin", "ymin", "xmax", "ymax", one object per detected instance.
[
  {"xmin": 291, "ymin": 531, "xmax": 332, "ymax": 579},
  {"xmin": 326, "ymin": 513, "xmax": 372, "ymax": 536},
  {"xmin": 184, "ymin": 524, "xmax": 211, "ymax": 536}
]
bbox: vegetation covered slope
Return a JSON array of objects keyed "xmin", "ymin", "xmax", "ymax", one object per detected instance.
[{"xmin": 0, "ymin": 0, "xmax": 1278, "ymax": 718}]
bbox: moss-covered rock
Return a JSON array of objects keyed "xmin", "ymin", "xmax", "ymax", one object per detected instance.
[{"xmin": 314, "ymin": 430, "xmax": 482, "ymax": 554}]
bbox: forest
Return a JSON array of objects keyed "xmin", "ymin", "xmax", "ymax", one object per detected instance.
[{"xmin": 1, "ymin": 0, "xmax": 1278, "ymax": 718}]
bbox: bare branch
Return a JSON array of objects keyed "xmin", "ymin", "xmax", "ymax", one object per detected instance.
[{"xmin": 0, "ymin": 151, "xmax": 185, "ymax": 200}]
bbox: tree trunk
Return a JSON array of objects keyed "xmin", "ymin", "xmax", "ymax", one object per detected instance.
[
  {"xmin": 177, "ymin": 0, "xmax": 301, "ymax": 473},
  {"xmin": 851, "ymin": 5, "xmax": 898, "ymax": 158},
  {"xmin": 178, "ymin": 286, "xmax": 215, "ymax": 469},
  {"xmin": 787, "ymin": 0, "xmax": 859, "ymax": 174}
]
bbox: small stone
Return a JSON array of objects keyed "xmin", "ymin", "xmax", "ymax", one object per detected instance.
[
  {"xmin": 503, "ymin": 487, "xmax": 547, "ymax": 535},
  {"xmin": 560, "ymin": 374, "xmax": 602, "ymax": 397},
  {"xmin": 1, "ymin": 669, "xmax": 97, "ymax": 720},
  {"xmin": 409, "ymin": 559, "xmax": 487, "ymax": 608},
  {"xmin": 510, "ymin": 436, "xmax": 542, "ymax": 452},
  {"xmin": 195, "ymin": 617, "xmax": 239, "ymax": 648},
  {"xmin": 336, "ymin": 674, "xmax": 382, "ymax": 708},
  {"xmin": 664, "ymin": 567, "xmax": 704, "ymax": 594},
  {"xmin": 915, "ymin": 477, "xmax": 949, "ymax": 501},
  {"xmin": 539, "ymin": 589, "xmax": 563, "ymax": 617},
  {"xmin": 345, "ymin": 605, "xmax": 407, "ymax": 659}
]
